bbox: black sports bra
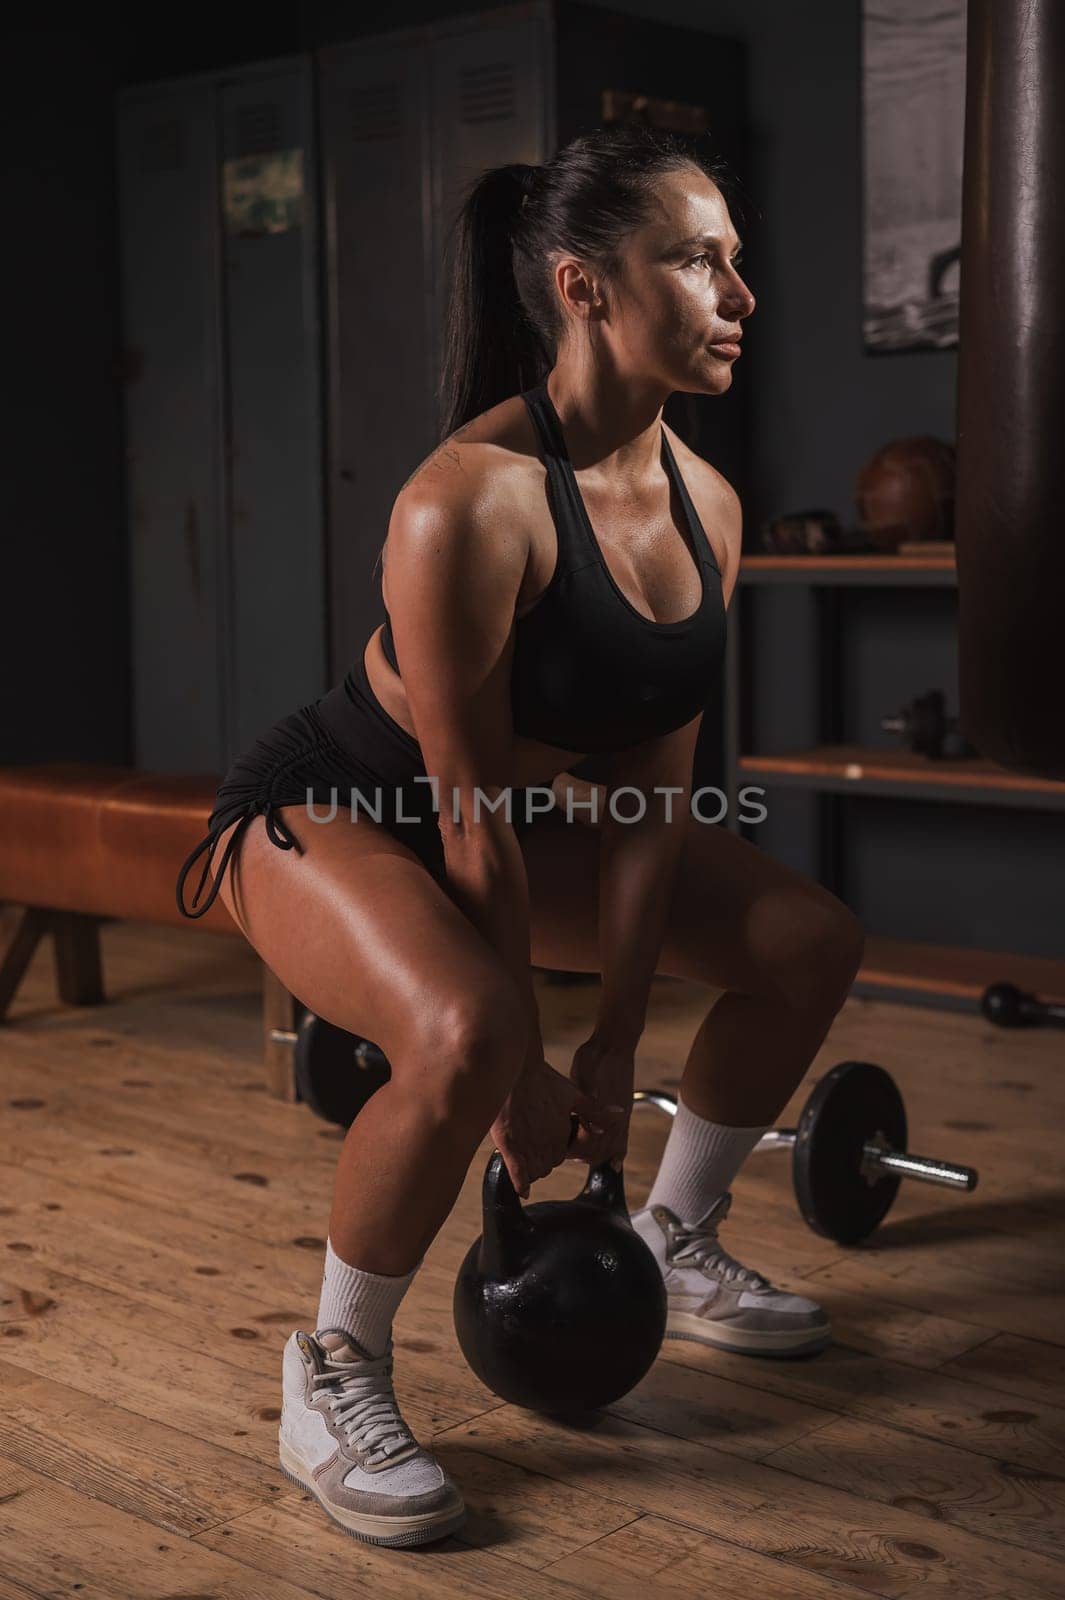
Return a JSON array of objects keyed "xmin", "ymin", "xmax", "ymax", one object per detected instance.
[{"xmin": 379, "ymin": 380, "xmax": 726, "ymax": 759}]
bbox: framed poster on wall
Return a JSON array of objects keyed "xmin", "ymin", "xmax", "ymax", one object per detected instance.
[{"xmin": 862, "ymin": 0, "xmax": 966, "ymax": 353}]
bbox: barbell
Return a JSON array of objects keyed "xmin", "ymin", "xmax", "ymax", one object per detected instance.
[
  {"xmin": 636, "ymin": 1059, "xmax": 978, "ymax": 1245},
  {"xmin": 282, "ymin": 1019, "xmax": 978, "ymax": 1246}
]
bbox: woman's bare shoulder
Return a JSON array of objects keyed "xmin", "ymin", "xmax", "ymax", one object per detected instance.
[
  {"xmin": 382, "ymin": 395, "xmax": 544, "ymax": 582},
  {"xmin": 393, "ymin": 395, "xmax": 541, "ymax": 516}
]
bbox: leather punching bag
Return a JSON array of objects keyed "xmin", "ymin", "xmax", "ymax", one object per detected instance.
[{"xmin": 956, "ymin": 0, "xmax": 1065, "ymax": 778}]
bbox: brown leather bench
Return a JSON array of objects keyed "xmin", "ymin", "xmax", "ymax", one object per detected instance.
[{"xmin": 0, "ymin": 763, "xmax": 298, "ymax": 1100}]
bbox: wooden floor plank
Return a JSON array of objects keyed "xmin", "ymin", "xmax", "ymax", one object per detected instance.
[
  {"xmin": 764, "ymin": 1412, "xmax": 1065, "ymax": 1562},
  {"xmin": 792, "ymin": 1276, "xmax": 993, "ymax": 1367},
  {"xmin": 803, "ymin": 1253, "xmax": 1065, "ymax": 1348},
  {"xmin": 944, "ymin": 1334, "xmax": 1065, "ymax": 1411},
  {"xmin": 437, "ymin": 1406, "xmax": 1065, "ymax": 1599},
  {"xmin": 194, "ymin": 1488, "xmax": 601, "ymax": 1599},
  {"xmin": 0, "ymin": 1457, "xmax": 327, "ymax": 1600},
  {"xmin": 657, "ymin": 1337, "xmax": 1065, "ymax": 1475},
  {"xmin": 0, "ymin": 1355, "xmax": 286, "ymax": 1536},
  {"xmin": 543, "ymin": 1513, "xmax": 879, "ymax": 1599},
  {"xmin": 0, "ymin": 1576, "xmax": 47, "ymax": 1600},
  {"xmin": 601, "ymin": 1354, "xmax": 837, "ymax": 1461},
  {"xmin": 435, "ymin": 1447, "xmax": 641, "ymax": 1569}
]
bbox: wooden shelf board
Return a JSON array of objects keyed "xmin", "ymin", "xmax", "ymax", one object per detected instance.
[
  {"xmin": 738, "ymin": 553, "xmax": 957, "ymax": 587},
  {"xmin": 739, "ymin": 744, "xmax": 1065, "ymax": 799},
  {"xmin": 858, "ymin": 935, "xmax": 1065, "ymax": 1004},
  {"xmin": 742, "ymin": 553, "xmax": 956, "ymax": 571}
]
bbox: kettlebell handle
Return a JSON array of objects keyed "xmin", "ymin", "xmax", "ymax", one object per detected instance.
[
  {"xmin": 574, "ymin": 1160, "xmax": 630, "ymax": 1215},
  {"xmin": 479, "ymin": 1150, "xmax": 631, "ymax": 1274},
  {"xmin": 481, "ymin": 1148, "xmax": 630, "ymax": 1263}
]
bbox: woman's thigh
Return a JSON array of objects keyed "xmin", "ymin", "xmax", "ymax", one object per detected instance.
[
  {"xmin": 213, "ymin": 807, "xmax": 527, "ymax": 1067},
  {"xmin": 521, "ymin": 803, "xmax": 863, "ymax": 1009}
]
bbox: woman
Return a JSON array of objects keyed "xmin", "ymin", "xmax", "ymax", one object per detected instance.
[{"xmin": 176, "ymin": 126, "xmax": 863, "ymax": 1549}]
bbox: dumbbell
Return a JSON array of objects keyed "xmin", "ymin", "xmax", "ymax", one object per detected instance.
[
  {"xmin": 880, "ymin": 688, "xmax": 975, "ymax": 760},
  {"xmin": 981, "ymin": 981, "xmax": 1065, "ymax": 1030},
  {"xmin": 635, "ymin": 1060, "xmax": 978, "ymax": 1245}
]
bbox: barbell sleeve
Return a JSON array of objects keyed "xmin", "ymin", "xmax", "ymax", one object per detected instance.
[
  {"xmin": 632, "ymin": 1093, "xmax": 978, "ymax": 1194},
  {"xmin": 862, "ymin": 1144, "xmax": 978, "ymax": 1191}
]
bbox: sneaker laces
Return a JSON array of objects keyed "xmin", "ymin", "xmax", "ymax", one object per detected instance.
[
  {"xmin": 311, "ymin": 1348, "xmax": 418, "ymax": 1467},
  {"xmin": 668, "ymin": 1194, "xmax": 772, "ymax": 1292}
]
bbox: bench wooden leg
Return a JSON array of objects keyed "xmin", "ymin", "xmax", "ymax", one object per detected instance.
[
  {"xmin": 262, "ymin": 963, "xmax": 300, "ymax": 1102},
  {"xmin": 52, "ymin": 912, "xmax": 104, "ymax": 1006},
  {"xmin": 0, "ymin": 906, "xmax": 51, "ymax": 1020},
  {"xmin": 1, "ymin": 905, "xmax": 107, "ymax": 1020}
]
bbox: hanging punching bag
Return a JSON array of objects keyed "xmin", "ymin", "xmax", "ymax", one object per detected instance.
[{"xmin": 956, "ymin": 0, "xmax": 1065, "ymax": 778}]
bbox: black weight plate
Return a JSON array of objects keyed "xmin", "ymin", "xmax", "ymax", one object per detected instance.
[
  {"xmin": 293, "ymin": 1012, "xmax": 391, "ymax": 1127},
  {"xmin": 793, "ymin": 1060, "xmax": 907, "ymax": 1245}
]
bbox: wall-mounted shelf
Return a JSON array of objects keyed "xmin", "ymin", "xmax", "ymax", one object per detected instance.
[
  {"xmin": 738, "ymin": 744, "xmax": 1065, "ymax": 812},
  {"xmin": 739, "ymin": 553, "xmax": 957, "ymax": 587},
  {"xmin": 724, "ymin": 548, "xmax": 1063, "ymax": 1011}
]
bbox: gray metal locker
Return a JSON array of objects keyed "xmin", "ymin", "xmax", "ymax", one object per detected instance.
[
  {"xmin": 319, "ymin": 41, "xmax": 435, "ymax": 681},
  {"xmin": 220, "ymin": 65, "xmax": 326, "ymax": 757},
  {"xmin": 117, "ymin": 56, "xmax": 326, "ymax": 773},
  {"xmin": 117, "ymin": 82, "xmax": 226, "ymax": 771},
  {"xmin": 321, "ymin": 8, "xmax": 554, "ymax": 683},
  {"xmin": 428, "ymin": 9, "xmax": 553, "ymax": 419}
]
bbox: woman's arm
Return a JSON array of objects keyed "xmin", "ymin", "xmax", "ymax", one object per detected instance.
[
  {"xmin": 586, "ymin": 462, "xmax": 743, "ymax": 1051},
  {"xmin": 580, "ymin": 462, "xmax": 743, "ymax": 1059},
  {"xmin": 588, "ymin": 714, "xmax": 703, "ymax": 1052},
  {"xmin": 381, "ymin": 453, "xmax": 545, "ymax": 1058}
]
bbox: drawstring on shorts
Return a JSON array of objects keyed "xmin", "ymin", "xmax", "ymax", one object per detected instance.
[{"xmin": 175, "ymin": 798, "xmax": 302, "ymax": 919}]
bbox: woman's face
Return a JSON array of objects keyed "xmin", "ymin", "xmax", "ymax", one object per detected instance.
[{"xmin": 604, "ymin": 169, "xmax": 756, "ymax": 397}]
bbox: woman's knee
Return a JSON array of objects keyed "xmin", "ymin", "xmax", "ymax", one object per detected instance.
[
  {"xmin": 816, "ymin": 901, "xmax": 865, "ymax": 1010},
  {"xmin": 416, "ymin": 978, "xmax": 531, "ymax": 1124},
  {"xmin": 749, "ymin": 888, "xmax": 865, "ymax": 1015}
]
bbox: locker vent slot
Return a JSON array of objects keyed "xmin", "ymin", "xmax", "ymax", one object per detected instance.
[
  {"xmin": 459, "ymin": 62, "xmax": 516, "ymax": 124},
  {"xmin": 350, "ymin": 83, "xmax": 403, "ymax": 143},
  {"xmin": 234, "ymin": 102, "xmax": 283, "ymax": 157},
  {"xmin": 140, "ymin": 121, "xmax": 185, "ymax": 173}
]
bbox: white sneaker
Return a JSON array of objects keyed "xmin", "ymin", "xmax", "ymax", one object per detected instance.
[
  {"xmin": 631, "ymin": 1194, "xmax": 831, "ymax": 1357},
  {"xmin": 278, "ymin": 1328, "xmax": 465, "ymax": 1547}
]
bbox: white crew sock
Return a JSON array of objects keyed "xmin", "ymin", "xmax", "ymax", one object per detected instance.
[
  {"xmin": 315, "ymin": 1236, "xmax": 420, "ymax": 1358},
  {"xmin": 638, "ymin": 1093, "xmax": 770, "ymax": 1227}
]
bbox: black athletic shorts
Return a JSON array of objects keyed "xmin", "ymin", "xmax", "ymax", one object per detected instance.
[{"xmin": 175, "ymin": 650, "xmax": 547, "ymax": 920}]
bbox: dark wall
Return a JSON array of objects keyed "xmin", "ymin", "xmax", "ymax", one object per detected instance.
[{"xmin": 4, "ymin": 31, "xmax": 132, "ymax": 763}]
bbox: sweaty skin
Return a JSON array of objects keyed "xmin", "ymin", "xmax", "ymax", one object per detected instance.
[{"xmin": 366, "ymin": 168, "xmax": 753, "ymax": 805}]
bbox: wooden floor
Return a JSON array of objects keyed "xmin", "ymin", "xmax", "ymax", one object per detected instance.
[{"xmin": 2, "ymin": 921, "xmax": 1064, "ymax": 1598}]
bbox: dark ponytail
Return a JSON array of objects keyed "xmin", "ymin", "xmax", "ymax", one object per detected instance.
[
  {"xmin": 437, "ymin": 125, "xmax": 735, "ymax": 439},
  {"xmin": 437, "ymin": 163, "xmax": 546, "ymax": 442}
]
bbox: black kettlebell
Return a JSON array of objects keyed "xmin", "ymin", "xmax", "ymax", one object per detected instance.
[{"xmin": 453, "ymin": 1150, "xmax": 667, "ymax": 1415}]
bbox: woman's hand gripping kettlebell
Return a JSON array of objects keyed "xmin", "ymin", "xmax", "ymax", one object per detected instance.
[{"xmin": 491, "ymin": 1052, "xmax": 607, "ymax": 1199}]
